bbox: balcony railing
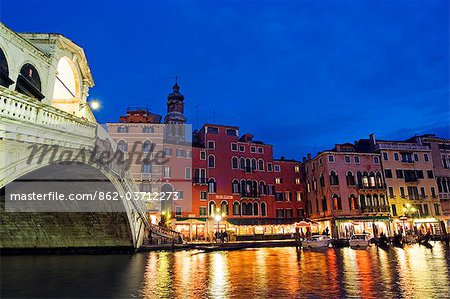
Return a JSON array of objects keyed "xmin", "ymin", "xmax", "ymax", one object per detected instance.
[
  {"xmin": 357, "ymin": 184, "xmax": 385, "ymax": 190},
  {"xmin": 141, "ymin": 173, "xmax": 152, "ymax": 180},
  {"xmin": 0, "ymin": 86, "xmax": 96, "ymax": 147},
  {"xmin": 361, "ymin": 205, "xmax": 390, "ymax": 213},
  {"xmin": 193, "ymin": 177, "xmax": 207, "ymax": 184}
]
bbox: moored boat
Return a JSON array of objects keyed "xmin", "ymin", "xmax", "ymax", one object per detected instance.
[
  {"xmin": 349, "ymin": 234, "xmax": 371, "ymax": 248},
  {"xmin": 303, "ymin": 235, "xmax": 332, "ymax": 249}
]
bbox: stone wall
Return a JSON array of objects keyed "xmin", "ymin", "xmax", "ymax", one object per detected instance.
[{"xmin": 0, "ymin": 196, "xmax": 134, "ymax": 250}]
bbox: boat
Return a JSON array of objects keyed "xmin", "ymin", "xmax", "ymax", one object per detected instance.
[
  {"xmin": 303, "ymin": 235, "xmax": 332, "ymax": 249},
  {"xmin": 376, "ymin": 234, "xmax": 390, "ymax": 250},
  {"xmin": 349, "ymin": 234, "xmax": 371, "ymax": 248}
]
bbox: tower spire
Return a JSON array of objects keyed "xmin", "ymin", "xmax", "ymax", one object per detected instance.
[{"xmin": 164, "ymin": 79, "xmax": 186, "ymax": 124}]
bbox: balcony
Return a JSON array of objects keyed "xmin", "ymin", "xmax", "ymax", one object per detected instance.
[
  {"xmin": 241, "ymin": 192, "xmax": 260, "ymax": 198},
  {"xmin": 361, "ymin": 205, "xmax": 390, "ymax": 213},
  {"xmin": 357, "ymin": 184, "xmax": 385, "ymax": 190},
  {"xmin": 141, "ymin": 173, "xmax": 152, "ymax": 180},
  {"xmin": 193, "ymin": 177, "xmax": 207, "ymax": 185}
]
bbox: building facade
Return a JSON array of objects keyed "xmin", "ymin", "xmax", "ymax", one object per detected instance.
[
  {"xmin": 189, "ymin": 124, "xmax": 305, "ymax": 240},
  {"xmin": 304, "ymin": 143, "xmax": 390, "ymax": 239},
  {"xmin": 359, "ymin": 134, "xmax": 444, "ymax": 235},
  {"xmin": 107, "ymin": 84, "xmax": 306, "ymax": 241},
  {"xmin": 412, "ymin": 135, "xmax": 450, "ymax": 227}
]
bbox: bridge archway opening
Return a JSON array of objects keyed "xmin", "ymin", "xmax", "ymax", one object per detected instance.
[{"xmin": 1, "ymin": 163, "xmax": 135, "ymax": 251}]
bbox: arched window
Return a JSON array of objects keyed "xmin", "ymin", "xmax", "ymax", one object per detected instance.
[
  {"xmin": 16, "ymin": 63, "xmax": 44, "ymax": 100},
  {"xmin": 357, "ymin": 171, "xmax": 363, "ymax": 187},
  {"xmin": 258, "ymin": 159, "xmax": 264, "ymax": 171},
  {"xmin": 208, "ymin": 178, "xmax": 216, "ymax": 193},
  {"xmin": 240, "ymin": 158, "xmax": 245, "ymax": 170},
  {"xmin": 142, "ymin": 140, "xmax": 152, "ymax": 153},
  {"xmin": 313, "ymin": 178, "xmax": 317, "ymax": 191},
  {"xmin": 245, "ymin": 158, "xmax": 251, "ymax": 171},
  {"xmin": 259, "ymin": 181, "xmax": 266, "ymax": 195},
  {"xmin": 348, "ymin": 194, "xmax": 357, "ymax": 210},
  {"xmin": 366, "ymin": 194, "xmax": 372, "ymax": 206},
  {"xmin": 232, "ymin": 157, "xmax": 238, "ymax": 169},
  {"xmin": 252, "ymin": 180, "xmax": 258, "ymax": 197},
  {"xmin": 241, "ymin": 202, "xmax": 247, "ymax": 215},
  {"xmin": 245, "ymin": 180, "xmax": 252, "ymax": 196},
  {"xmin": 359, "ymin": 194, "xmax": 366, "ymax": 208},
  {"xmin": 376, "ymin": 172, "xmax": 383, "ymax": 188},
  {"xmin": 240, "ymin": 180, "xmax": 246, "ymax": 197},
  {"xmin": 246, "ymin": 202, "xmax": 253, "ymax": 215},
  {"xmin": 322, "ymin": 196, "xmax": 328, "ymax": 212},
  {"xmin": 209, "ymin": 201, "xmax": 216, "ymax": 215},
  {"xmin": 0, "ymin": 48, "xmax": 13, "ymax": 88},
  {"xmin": 362, "ymin": 172, "xmax": 369, "ymax": 188},
  {"xmin": 332, "ymin": 194, "xmax": 342, "ymax": 210},
  {"xmin": 261, "ymin": 202, "xmax": 267, "ymax": 216},
  {"xmin": 253, "ymin": 202, "xmax": 259, "ymax": 216},
  {"xmin": 232, "ymin": 179, "xmax": 240, "ymax": 194},
  {"xmin": 369, "ymin": 172, "xmax": 376, "ymax": 188},
  {"xmin": 221, "ymin": 201, "xmax": 229, "ymax": 215},
  {"xmin": 319, "ymin": 173, "xmax": 325, "ymax": 187},
  {"xmin": 52, "ymin": 57, "xmax": 81, "ymax": 113},
  {"xmin": 251, "ymin": 158, "xmax": 257, "ymax": 171},
  {"xmin": 233, "ymin": 202, "xmax": 240, "ymax": 215},
  {"xmin": 380, "ymin": 194, "xmax": 386, "ymax": 206},
  {"xmin": 118, "ymin": 140, "xmax": 127, "ymax": 152},
  {"xmin": 346, "ymin": 171, "xmax": 355, "ymax": 186},
  {"xmin": 329, "ymin": 171, "xmax": 339, "ymax": 185},
  {"xmin": 208, "ymin": 155, "xmax": 215, "ymax": 168}
]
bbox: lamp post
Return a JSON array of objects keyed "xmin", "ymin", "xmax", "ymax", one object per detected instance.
[
  {"xmin": 402, "ymin": 203, "xmax": 417, "ymax": 235},
  {"xmin": 212, "ymin": 207, "xmax": 226, "ymax": 243}
]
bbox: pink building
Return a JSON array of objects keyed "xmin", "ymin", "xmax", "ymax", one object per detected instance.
[{"xmin": 304, "ymin": 143, "xmax": 390, "ymax": 239}]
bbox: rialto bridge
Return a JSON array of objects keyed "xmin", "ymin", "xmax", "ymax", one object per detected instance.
[{"xmin": 0, "ymin": 22, "xmax": 175, "ymax": 251}]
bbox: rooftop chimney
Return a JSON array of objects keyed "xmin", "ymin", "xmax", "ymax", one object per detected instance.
[{"xmin": 369, "ymin": 133, "xmax": 376, "ymax": 146}]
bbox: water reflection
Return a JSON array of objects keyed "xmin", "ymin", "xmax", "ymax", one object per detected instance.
[
  {"xmin": 2, "ymin": 243, "xmax": 450, "ymax": 298},
  {"xmin": 139, "ymin": 243, "xmax": 450, "ymax": 299}
]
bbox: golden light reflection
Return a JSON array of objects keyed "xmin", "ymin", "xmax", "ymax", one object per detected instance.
[
  {"xmin": 207, "ymin": 252, "xmax": 229, "ymax": 298},
  {"xmin": 138, "ymin": 244, "xmax": 450, "ymax": 298}
]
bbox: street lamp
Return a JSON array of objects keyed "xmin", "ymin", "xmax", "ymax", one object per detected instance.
[
  {"xmin": 402, "ymin": 203, "xmax": 418, "ymax": 236},
  {"xmin": 212, "ymin": 207, "xmax": 226, "ymax": 242},
  {"xmin": 79, "ymin": 99, "xmax": 100, "ymax": 110}
]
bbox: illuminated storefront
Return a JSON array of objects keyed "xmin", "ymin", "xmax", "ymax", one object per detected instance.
[
  {"xmin": 334, "ymin": 217, "xmax": 391, "ymax": 239},
  {"xmin": 173, "ymin": 219, "xmax": 207, "ymax": 241}
]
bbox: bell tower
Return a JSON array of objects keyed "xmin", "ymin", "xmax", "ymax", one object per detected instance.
[{"xmin": 164, "ymin": 81, "xmax": 187, "ymax": 124}]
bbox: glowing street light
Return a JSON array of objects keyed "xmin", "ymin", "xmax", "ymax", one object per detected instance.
[
  {"xmin": 79, "ymin": 99, "xmax": 100, "ymax": 110},
  {"xmin": 89, "ymin": 100, "xmax": 100, "ymax": 110}
]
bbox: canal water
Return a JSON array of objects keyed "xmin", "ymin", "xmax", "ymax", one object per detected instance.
[{"xmin": 2, "ymin": 243, "xmax": 450, "ymax": 298}]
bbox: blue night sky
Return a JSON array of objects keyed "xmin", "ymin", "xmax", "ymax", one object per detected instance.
[{"xmin": 2, "ymin": 0, "xmax": 448, "ymax": 159}]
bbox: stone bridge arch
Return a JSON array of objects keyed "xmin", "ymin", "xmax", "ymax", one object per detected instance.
[{"xmin": 1, "ymin": 159, "xmax": 147, "ymax": 251}]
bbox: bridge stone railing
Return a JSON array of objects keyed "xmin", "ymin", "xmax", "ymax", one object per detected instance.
[{"xmin": 0, "ymin": 86, "xmax": 96, "ymax": 149}]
